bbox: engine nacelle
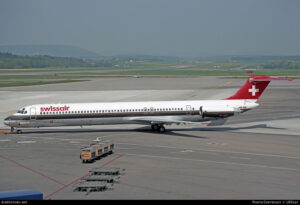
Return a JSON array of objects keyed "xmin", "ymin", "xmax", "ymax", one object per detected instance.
[{"xmin": 199, "ymin": 106, "xmax": 241, "ymax": 118}]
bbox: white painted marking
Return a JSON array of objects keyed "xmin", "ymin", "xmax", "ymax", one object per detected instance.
[
  {"xmin": 121, "ymin": 153, "xmax": 298, "ymax": 171},
  {"xmin": 17, "ymin": 141, "xmax": 36, "ymax": 144},
  {"xmin": 0, "ymin": 139, "xmax": 11, "ymax": 142},
  {"xmin": 206, "ymin": 142, "xmax": 227, "ymax": 146},
  {"xmin": 117, "ymin": 142, "xmax": 300, "ymax": 160},
  {"xmin": 68, "ymin": 141, "xmax": 80, "ymax": 144},
  {"xmin": 180, "ymin": 150, "xmax": 194, "ymax": 153},
  {"xmin": 118, "ymin": 147, "xmax": 134, "ymax": 150},
  {"xmin": 230, "ymin": 156, "xmax": 251, "ymax": 160}
]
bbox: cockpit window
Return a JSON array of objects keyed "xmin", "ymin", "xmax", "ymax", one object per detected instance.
[{"xmin": 17, "ymin": 108, "xmax": 25, "ymax": 114}]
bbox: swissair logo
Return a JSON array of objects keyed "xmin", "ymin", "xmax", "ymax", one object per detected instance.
[
  {"xmin": 248, "ymin": 85, "xmax": 259, "ymax": 96},
  {"xmin": 40, "ymin": 105, "xmax": 70, "ymax": 112}
]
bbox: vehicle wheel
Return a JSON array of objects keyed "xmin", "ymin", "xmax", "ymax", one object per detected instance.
[{"xmin": 17, "ymin": 130, "xmax": 22, "ymax": 134}]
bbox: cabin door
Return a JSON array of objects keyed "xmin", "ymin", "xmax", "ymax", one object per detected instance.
[
  {"xmin": 186, "ymin": 105, "xmax": 192, "ymax": 115},
  {"xmin": 30, "ymin": 107, "xmax": 37, "ymax": 120}
]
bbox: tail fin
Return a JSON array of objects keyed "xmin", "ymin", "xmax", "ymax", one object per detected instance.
[{"xmin": 225, "ymin": 75, "xmax": 293, "ymax": 100}]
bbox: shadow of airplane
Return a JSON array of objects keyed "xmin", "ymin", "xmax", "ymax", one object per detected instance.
[{"xmin": 17, "ymin": 123, "xmax": 286, "ymax": 139}]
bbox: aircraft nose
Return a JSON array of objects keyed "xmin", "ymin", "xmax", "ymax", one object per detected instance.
[{"xmin": 4, "ymin": 116, "xmax": 11, "ymax": 126}]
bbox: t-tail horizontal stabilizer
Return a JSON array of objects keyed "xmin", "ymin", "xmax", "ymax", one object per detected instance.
[{"xmin": 225, "ymin": 75, "xmax": 293, "ymax": 100}]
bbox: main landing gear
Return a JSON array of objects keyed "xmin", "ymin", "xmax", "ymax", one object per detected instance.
[{"xmin": 151, "ymin": 124, "xmax": 166, "ymax": 133}]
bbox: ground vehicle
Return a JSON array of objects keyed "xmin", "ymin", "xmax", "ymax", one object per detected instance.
[{"xmin": 80, "ymin": 140, "xmax": 114, "ymax": 163}]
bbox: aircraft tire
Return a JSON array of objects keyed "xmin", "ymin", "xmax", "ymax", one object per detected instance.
[
  {"xmin": 159, "ymin": 126, "xmax": 166, "ymax": 133},
  {"xmin": 151, "ymin": 124, "xmax": 159, "ymax": 131}
]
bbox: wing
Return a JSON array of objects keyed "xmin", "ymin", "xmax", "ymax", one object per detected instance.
[{"xmin": 127, "ymin": 116, "xmax": 214, "ymax": 126}]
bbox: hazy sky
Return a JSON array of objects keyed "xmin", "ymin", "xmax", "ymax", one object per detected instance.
[{"xmin": 1, "ymin": 0, "xmax": 300, "ymax": 57}]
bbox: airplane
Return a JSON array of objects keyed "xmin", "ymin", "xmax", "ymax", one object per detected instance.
[{"xmin": 3, "ymin": 75, "xmax": 293, "ymax": 134}]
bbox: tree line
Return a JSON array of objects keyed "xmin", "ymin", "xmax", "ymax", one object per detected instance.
[
  {"xmin": 0, "ymin": 52, "xmax": 115, "ymax": 69},
  {"xmin": 262, "ymin": 61, "xmax": 300, "ymax": 69}
]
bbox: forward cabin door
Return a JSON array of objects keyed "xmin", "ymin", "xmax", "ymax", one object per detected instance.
[{"xmin": 30, "ymin": 107, "xmax": 37, "ymax": 120}]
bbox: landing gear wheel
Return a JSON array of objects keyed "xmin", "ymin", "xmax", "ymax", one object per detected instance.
[
  {"xmin": 151, "ymin": 124, "xmax": 159, "ymax": 131},
  {"xmin": 158, "ymin": 126, "xmax": 166, "ymax": 133}
]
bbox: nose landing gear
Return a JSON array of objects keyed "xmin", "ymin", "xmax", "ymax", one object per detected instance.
[{"xmin": 9, "ymin": 127, "xmax": 22, "ymax": 134}]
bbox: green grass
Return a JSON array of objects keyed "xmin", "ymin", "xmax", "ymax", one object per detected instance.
[
  {"xmin": 0, "ymin": 67, "xmax": 115, "ymax": 73},
  {"xmin": 0, "ymin": 61, "xmax": 180, "ymax": 73},
  {"xmin": 99, "ymin": 69, "xmax": 300, "ymax": 76},
  {"xmin": 0, "ymin": 79, "xmax": 87, "ymax": 87},
  {"xmin": 187, "ymin": 61, "xmax": 246, "ymax": 69},
  {"xmin": 0, "ymin": 65, "xmax": 299, "ymax": 88}
]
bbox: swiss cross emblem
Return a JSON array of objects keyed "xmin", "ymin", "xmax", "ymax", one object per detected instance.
[{"xmin": 249, "ymin": 85, "xmax": 259, "ymax": 96}]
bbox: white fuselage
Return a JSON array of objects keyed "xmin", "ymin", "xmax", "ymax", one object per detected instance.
[{"xmin": 4, "ymin": 99, "xmax": 258, "ymax": 128}]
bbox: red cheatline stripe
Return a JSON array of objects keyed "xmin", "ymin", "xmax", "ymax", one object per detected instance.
[
  {"xmin": 0, "ymin": 154, "xmax": 66, "ymax": 186},
  {"xmin": 43, "ymin": 154, "xmax": 124, "ymax": 200}
]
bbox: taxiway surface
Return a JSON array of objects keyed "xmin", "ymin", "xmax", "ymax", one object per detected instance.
[{"xmin": 0, "ymin": 76, "xmax": 299, "ymax": 199}]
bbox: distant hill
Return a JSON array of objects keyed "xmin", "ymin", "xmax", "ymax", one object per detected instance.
[{"xmin": 0, "ymin": 45, "xmax": 99, "ymax": 58}]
